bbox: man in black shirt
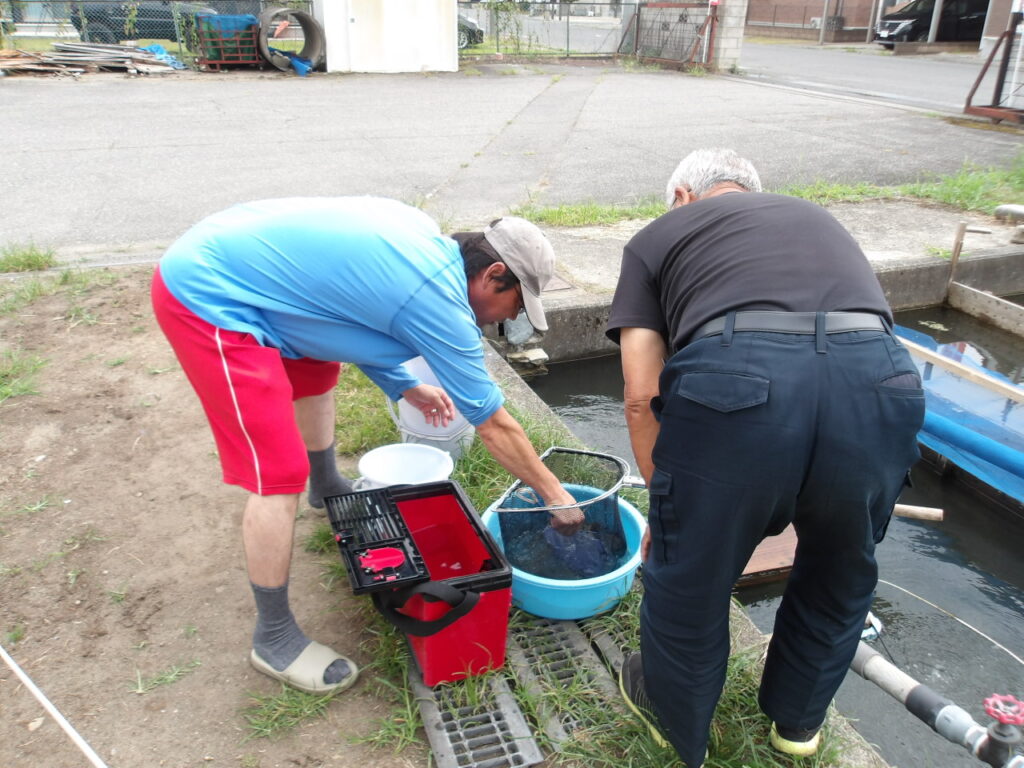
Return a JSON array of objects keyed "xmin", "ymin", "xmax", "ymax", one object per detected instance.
[{"xmin": 606, "ymin": 148, "xmax": 924, "ymax": 766}]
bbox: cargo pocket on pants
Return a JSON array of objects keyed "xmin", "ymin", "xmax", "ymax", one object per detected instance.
[
  {"xmin": 649, "ymin": 468, "xmax": 679, "ymax": 564},
  {"xmin": 874, "ymin": 470, "xmax": 913, "ymax": 544}
]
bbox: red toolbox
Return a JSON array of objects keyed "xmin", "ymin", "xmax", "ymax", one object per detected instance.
[{"xmin": 326, "ymin": 481, "xmax": 512, "ymax": 687}]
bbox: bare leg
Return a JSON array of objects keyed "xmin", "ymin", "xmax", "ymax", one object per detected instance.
[
  {"xmin": 242, "ymin": 492, "xmax": 298, "ymax": 587},
  {"xmin": 243, "ymin": 491, "xmax": 353, "ymax": 687},
  {"xmin": 294, "ymin": 391, "xmax": 336, "ymax": 452},
  {"xmin": 295, "ymin": 391, "xmax": 353, "ymax": 507}
]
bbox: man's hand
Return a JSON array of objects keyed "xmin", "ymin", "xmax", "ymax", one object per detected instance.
[
  {"xmin": 640, "ymin": 524, "xmax": 651, "ymax": 561},
  {"xmin": 401, "ymin": 384, "xmax": 455, "ymax": 428},
  {"xmin": 549, "ymin": 504, "xmax": 585, "ymax": 536}
]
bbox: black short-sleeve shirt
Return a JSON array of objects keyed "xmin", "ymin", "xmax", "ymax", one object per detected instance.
[{"xmin": 605, "ymin": 192, "xmax": 892, "ymax": 352}]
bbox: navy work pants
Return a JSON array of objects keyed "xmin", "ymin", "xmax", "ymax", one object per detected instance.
[{"xmin": 641, "ymin": 321, "xmax": 925, "ymax": 767}]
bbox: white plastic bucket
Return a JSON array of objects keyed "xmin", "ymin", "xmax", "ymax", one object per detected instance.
[
  {"xmin": 389, "ymin": 356, "xmax": 475, "ymax": 460},
  {"xmin": 356, "ymin": 443, "xmax": 455, "ymax": 490}
]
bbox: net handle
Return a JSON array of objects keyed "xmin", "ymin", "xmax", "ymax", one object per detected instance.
[{"xmin": 491, "ymin": 447, "xmax": 631, "ymax": 513}]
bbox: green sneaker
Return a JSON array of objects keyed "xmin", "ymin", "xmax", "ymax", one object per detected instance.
[
  {"xmin": 770, "ymin": 722, "xmax": 822, "ymax": 756},
  {"xmin": 619, "ymin": 652, "xmax": 670, "ymax": 749}
]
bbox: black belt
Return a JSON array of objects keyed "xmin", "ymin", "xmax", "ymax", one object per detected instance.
[{"xmin": 693, "ymin": 311, "xmax": 886, "ymax": 341}]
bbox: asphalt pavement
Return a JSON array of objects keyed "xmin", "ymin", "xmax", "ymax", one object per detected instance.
[
  {"xmin": 737, "ymin": 39, "xmax": 997, "ymax": 113},
  {"xmin": 1, "ymin": 46, "xmax": 1021, "ymax": 268}
]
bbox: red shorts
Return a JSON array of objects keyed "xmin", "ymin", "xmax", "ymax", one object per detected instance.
[{"xmin": 151, "ymin": 268, "xmax": 340, "ymax": 495}]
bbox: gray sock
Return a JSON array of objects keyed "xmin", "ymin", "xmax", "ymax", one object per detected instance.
[
  {"xmin": 251, "ymin": 582, "xmax": 350, "ymax": 684},
  {"xmin": 307, "ymin": 441, "xmax": 353, "ymax": 509}
]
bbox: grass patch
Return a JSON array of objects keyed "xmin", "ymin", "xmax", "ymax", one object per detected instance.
[
  {"xmin": 242, "ymin": 685, "xmax": 339, "ymax": 740},
  {"xmin": 0, "ymin": 243, "xmax": 57, "ymax": 273},
  {"xmin": 780, "ymin": 153, "xmax": 1024, "ymax": 214},
  {"xmin": 899, "ymin": 153, "xmax": 1024, "ymax": 213},
  {"xmin": 511, "ymin": 198, "xmax": 666, "ymax": 227},
  {"xmin": 775, "ymin": 180, "xmax": 898, "ymax": 205},
  {"xmin": 130, "ymin": 660, "xmax": 201, "ymax": 694},
  {"xmin": 5, "ymin": 624, "xmax": 26, "ymax": 645},
  {"xmin": 1, "ymin": 497, "xmax": 53, "ymax": 518},
  {"xmin": 0, "ymin": 269, "xmax": 117, "ymax": 315},
  {"xmin": 0, "ymin": 348, "xmax": 47, "ymax": 404},
  {"xmin": 333, "ymin": 365, "xmax": 400, "ymax": 455},
  {"xmin": 304, "ymin": 524, "xmax": 336, "ymax": 555},
  {"xmin": 515, "ymin": 154, "xmax": 1024, "ymax": 227}
]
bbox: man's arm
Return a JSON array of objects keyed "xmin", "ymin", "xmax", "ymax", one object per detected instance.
[
  {"xmin": 475, "ymin": 406, "xmax": 583, "ymax": 532},
  {"xmin": 620, "ymin": 327, "xmax": 668, "ymax": 488}
]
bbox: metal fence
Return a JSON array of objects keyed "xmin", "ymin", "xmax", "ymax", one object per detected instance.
[
  {"xmin": 4, "ymin": 1, "xmax": 715, "ymax": 68},
  {"xmin": 965, "ymin": 11, "xmax": 1024, "ymax": 123},
  {"xmin": 619, "ymin": 3, "xmax": 715, "ymax": 64},
  {"xmin": 0, "ymin": 1, "xmax": 309, "ymax": 46},
  {"xmin": 457, "ymin": 2, "xmax": 637, "ymax": 57}
]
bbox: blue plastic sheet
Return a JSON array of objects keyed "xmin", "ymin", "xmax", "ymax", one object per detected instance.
[
  {"xmin": 139, "ymin": 44, "xmax": 186, "ymax": 70},
  {"xmin": 896, "ymin": 324, "xmax": 1024, "ymax": 504},
  {"xmin": 196, "ymin": 13, "xmax": 258, "ymax": 32},
  {"xmin": 269, "ymin": 45, "xmax": 312, "ymax": 76}
]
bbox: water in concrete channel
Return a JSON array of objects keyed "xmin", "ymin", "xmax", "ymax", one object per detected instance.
[{"xmin": 527, "ymin": 307, "xmax": 1024, "ymax": 768}]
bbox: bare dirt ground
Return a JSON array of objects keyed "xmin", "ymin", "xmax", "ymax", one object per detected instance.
[{"xmin": 0, "ymin": 265, "xmax": 426, "ymax": 768}]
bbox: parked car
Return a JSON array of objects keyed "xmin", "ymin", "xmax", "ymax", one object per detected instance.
[
  {"xmin": 70, "ymin": 1, "xmax": 215, "ymax": 44},
  {"xmin": 458, "ymin": 13, "xmax": 484, "ymax": 49},
  {"xmin": 873, "ymin": 0, "xmax": 987, "ymax": 46}
]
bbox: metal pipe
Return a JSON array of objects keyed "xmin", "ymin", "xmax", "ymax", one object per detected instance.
[{"xmin": 851, "ymin": 642, "xmax": 1022, "ymax": 767}]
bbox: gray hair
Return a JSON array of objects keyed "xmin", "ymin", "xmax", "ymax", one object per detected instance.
[{"xmin": 664, "ymin": 148, "xmax": 763, "ymax": 207}]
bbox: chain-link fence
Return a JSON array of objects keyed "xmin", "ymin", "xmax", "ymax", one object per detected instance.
[
  {"xmin": 0, "ymin": 1, "xmax": 309, "ymax": 48},
  {"xmin": 456, "ymin": 2, "xmax": 715, "ymax": 65},
  {"xmin": 457, "ymin": 2, "xmax": 637, "ymax": 57},
  {"xmin": 4, "ymin": 1, "xmax": 717, "ymax": 69}
]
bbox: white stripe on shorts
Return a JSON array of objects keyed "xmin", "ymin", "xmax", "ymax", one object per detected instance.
[{"xmin": 215, "ymin": 327, "xmax": 263, "ymax": 495}]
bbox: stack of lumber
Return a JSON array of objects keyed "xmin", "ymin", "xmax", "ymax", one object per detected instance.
[
  {"xmin": 0, "ymin": 49, "xmax": 82, "ymax": 74},
  {"xmin": 0, "ymin": 42, "xmax": 178, "ymax": 75}
]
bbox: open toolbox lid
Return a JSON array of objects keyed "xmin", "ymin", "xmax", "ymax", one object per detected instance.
[
  {"xmin": 325, "ymin": 481, "xmax": 510, "ymax": 596},
  {"xmin": 324, "ymin": 488, "xmax": 430, "ymax": 595}
]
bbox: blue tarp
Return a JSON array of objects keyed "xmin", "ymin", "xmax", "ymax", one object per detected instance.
[
  {"xmin": 896, "ymin": 325, "xmax": 1024, "ymax": 505},
  {"xmin": 268, "ymin": 46, "xmax": 312, "ymax": 76},
  {"xmin": 139, "ymin": 44, "xmax": 186, "ymax": 70},
  {"xmin": 195, "ymin": 13, "xmax": 258, "ymax": 33}
]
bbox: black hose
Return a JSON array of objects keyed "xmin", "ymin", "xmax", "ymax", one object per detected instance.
[{"xmin": 258, "ymin": 7, "xmax": 325, "ymax": 73}]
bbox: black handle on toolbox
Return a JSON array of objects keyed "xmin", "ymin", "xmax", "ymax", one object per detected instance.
[{"xmin": 372, "ymin": 580, "xmax": 480, "ymax": 637}]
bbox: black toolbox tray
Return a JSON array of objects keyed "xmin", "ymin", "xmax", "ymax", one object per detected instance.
[{"xmin": 324, "ymin": 488, "xmax": 430, "ymax": 595}]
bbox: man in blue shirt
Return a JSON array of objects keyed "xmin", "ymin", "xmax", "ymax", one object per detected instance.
[{"xmin": 152, "ymin": 197, "xmax": 580, "ymax": 695}]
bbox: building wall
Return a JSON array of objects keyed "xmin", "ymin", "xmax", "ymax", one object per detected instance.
[
  {"xmin": 314, "ymin": 0, "xmax": 458, "ymax": 73},
  {"xmin": 746, "ymin": 0, "xmax": 877, "ymax": 29}
]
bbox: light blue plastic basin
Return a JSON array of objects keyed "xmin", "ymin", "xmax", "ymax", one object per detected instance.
[{"xmin": 481, "ymin": 485, "xmax": 644, "ymax": 620}]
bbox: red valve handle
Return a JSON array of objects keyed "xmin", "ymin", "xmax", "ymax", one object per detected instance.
[{"xmin": 984, "ymin": 694, "xmax": 1024, "ymax": 726}]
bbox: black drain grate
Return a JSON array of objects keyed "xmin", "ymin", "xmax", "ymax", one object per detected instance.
[
  {"xmin": 505, "ymin": 614, "xmax": 621, "ymax": 748},
  {"xmin": 411, "ymin": 664, "xmax": 544, "ymax": 768}
]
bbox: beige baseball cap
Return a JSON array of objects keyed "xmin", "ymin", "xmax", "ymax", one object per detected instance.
[{"xmin": 483, "ymin": 216, "xmax": 555, "ymax": 332}]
